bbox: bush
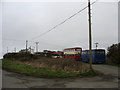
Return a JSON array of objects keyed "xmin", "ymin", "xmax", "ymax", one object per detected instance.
[
  {"xmin": 3, "ymin": 53, "xmax": 18, "ymax": 59},
  {"xmin": 3, "ymin": 52, "xmax": 90, "ymax": 73},
  {"xmin": 3, "ymin": 52, "xmax": 33, "ymax": 61}
]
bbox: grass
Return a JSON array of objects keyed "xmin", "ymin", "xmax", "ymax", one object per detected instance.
[{"xmin": 2, "ymin": 59, "xmax": 98, "ymax": 78}]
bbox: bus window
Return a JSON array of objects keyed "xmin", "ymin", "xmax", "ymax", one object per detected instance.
[
  {"xmin": 96, "ymin": 51, "xmax": 105, "ymax": 54},
  {"xmin": 76, "ymin": 54, "xmax": 80, "ymax": 56},
  {"xmin": 70, "ymin": 54, "xmax": 74, "ymax": 56},
  {"xmin": 76, "ymin": 49, "xmax": 81, "ymax": 51}
]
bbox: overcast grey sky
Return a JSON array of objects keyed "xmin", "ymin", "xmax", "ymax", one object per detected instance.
[{"xmin": 1, "ymin": 0, "xmax": 119, "ymax": 56}]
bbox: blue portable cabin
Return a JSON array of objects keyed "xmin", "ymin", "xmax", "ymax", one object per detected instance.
[{"xmin": 82, "ymin": 49, "xmax": 105, "ymax": 63}]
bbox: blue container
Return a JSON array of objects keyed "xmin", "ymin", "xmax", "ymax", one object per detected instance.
[{"xmin": 82, "ymin": 49, "xmax": 105, "ymax": 64}]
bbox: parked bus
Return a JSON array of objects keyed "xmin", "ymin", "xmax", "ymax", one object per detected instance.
[
  {"xmin": 52, "ymin": 52, "xmax": 63, "ymax": 58},
  {"xmin": 82, "ymin": 49, "xmax": 105, "ymax": 63},
  {"xmin": 63, "ymin": 47, "xmax": 82, "ymax": 61}
]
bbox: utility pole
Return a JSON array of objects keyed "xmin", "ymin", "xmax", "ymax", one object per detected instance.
[
  {"xmin": 14, "ymin": 47, "xmax": 16, "ymax": 53},
  {"xmin": 26, "ymin": 40, "xmax": 28, "ymax": 53},
  {"xmin": 33, "ymin": 46, "xmax": 35, "ymax": 53},
  {"xmin": 88, "ymin": 0, "xmax": 92, "ymax": 69},
  {"xmin": 7, "ymin": 47, "xmax": 8, "ymax": 53},
  {"xmin": 35, "ymin": 42, "xmax": 39, "ymax": 53},
  {"xmin": 29, "ymin": 46, "xmax": 31, "ymax": 53},
  {"xmin": 95, "ymin": 43, "xmax": 99, "ymax": 49}
]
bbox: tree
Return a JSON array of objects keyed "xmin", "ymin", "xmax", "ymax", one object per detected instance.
[{"xmin": 107, "ymin": 43, "xmax": 120, "ymax": 64}]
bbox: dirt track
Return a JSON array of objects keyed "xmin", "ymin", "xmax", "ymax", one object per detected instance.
[
  {"xmin": 92, "ymin": 64, "xmax": 118, "ymax": 76},
  {"xmin": 2, "ymin": 64, "xmax": 119, "ymax": 88}
]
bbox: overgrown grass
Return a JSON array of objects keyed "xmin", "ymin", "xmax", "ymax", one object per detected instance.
[
  {"xmin": 3, "ymin": 53, "xmax": 90, "ymax": 73},
  {"xmin": 2, "ymin": 59, "xmax": 97, "ymax": 78},
  {"xmin": 14, "ymin": 57, "xmax": 90, "ymax": 73}
]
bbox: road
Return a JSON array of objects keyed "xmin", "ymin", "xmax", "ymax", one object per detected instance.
[{"xmin": 2, "ymin": 64, "xmax": 119, "ymax": 88}]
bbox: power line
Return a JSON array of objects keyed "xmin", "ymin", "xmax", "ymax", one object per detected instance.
[
  {"xmin": 30, "ymin": 0, "xmax": 98, "ymax": 40},
  {"xmin": 3, "ymin": 38, "xmax": 25, "ymax": 42},
  {"xmin": 3, "ymin": 38, "xmax": 65, "ymax": 49},
  {"xmin": 3, "ymin": 38, "xmax": 35, "ymax": 43}
]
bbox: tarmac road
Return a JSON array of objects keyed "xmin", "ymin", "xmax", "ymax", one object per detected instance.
[{"xmin": 2, "ymin": 64, "xmax": 119, "ymax": 88}]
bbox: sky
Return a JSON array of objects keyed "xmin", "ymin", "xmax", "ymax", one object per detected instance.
[{"xmin": 1, "ymin": 0, "xmax": 119, "ymax": 57}]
